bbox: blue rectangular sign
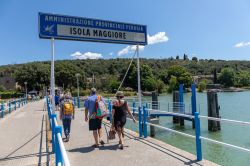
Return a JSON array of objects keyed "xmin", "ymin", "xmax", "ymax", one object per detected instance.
[{"xmin": 39, "ymin": 13, "xmax": 147, "ymax": 45}]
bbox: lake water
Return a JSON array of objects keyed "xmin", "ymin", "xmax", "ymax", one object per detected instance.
[{"xmin": 125, "ymin": 91, "xmax": 250, "ymax": 166}]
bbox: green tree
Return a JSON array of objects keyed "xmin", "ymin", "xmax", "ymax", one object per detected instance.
[
  {"xmin": 108, "ymin": 77, "xmax": 120, "ymax": 93},
  {"xmin": 0, "ymin": 85, "xmax": 5, "ymax": 91},
  {"xmin": 168, "ymin": 76, "xmax": 178, "ymax": 93},
  {"xmin": 156, "ymin": 79, "xmax": 165, "ymax": 93},
  {"xmin": 143, "ymin": 77, "xmax": 157, "ymax": 91},
  {"xmin": 183, "ymin": 54, "xmax": 189, "ymax": 60},
  {"xmin": 198, "ymin": 79, "xmax": 207, "ymax": 92},
  {"xmin": 218, "ymin": 68, "xmax": 235, "ymax": 87},
  {"xmin": 235, "ymin": 70, "xmax": 250, "ymax": 87},
  {"xmin": 166, "ymin": 65, "xmax": 192, "ymax": 88},
  {"xmin": 192, "ymin": 57, "xmax": 198, "ymax": 62}
]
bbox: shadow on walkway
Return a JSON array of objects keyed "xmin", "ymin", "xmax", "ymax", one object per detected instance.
[
  {"xmin": 68, "ymin": 146, "xmax": 95, "ymax": 153},
  {"xmin": 0, "ymin": 114, "xmax": 50, "ymax": 166},
  {"xmin": 124, "ymin": 132, "xmax": 202, "ymax": 166}
]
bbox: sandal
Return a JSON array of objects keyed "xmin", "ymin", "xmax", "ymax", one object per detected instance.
[
  {"xmin": 99, "ymin": 140, "xmax": 105, "ymax": 145},
  {"xmin": 92, "ymin": 144, "xmax": 99, "ymax": 148}
]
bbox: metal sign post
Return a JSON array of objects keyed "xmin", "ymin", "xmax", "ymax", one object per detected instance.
[
  {"xmin": 136, "ymin": 45, "xmax": 142, "ymax": 107},
  {"xmin": 51, "ymin": 38, "xmax": 55, "ymax": 113}
]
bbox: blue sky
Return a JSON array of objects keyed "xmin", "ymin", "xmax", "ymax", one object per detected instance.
[{"xmin": 1, "ymin": 0, "xmax": 250, "ymax": 65}]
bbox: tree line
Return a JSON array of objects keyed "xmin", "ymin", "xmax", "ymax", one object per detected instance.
[{"xmin": 1, "ymin": 57, "xmax": 250, "ymax": 95}]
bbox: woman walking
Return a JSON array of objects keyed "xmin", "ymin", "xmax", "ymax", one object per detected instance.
[{"xmin": 111, "ymin": 91, "xmax": 136, "ymax": 149}]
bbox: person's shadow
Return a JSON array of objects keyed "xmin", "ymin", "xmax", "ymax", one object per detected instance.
[
  {"xmin": 99, "ymin": 144, "xmax": 119, "ymax": 151},
  {"xmin": 68, "ymin": 146, "xmax": 95, "ymax": 153}
]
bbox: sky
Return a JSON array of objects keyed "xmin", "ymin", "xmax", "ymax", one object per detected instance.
[{"xmin": 1, "ymin": 0, "xmax": 250, "ymax": 65}]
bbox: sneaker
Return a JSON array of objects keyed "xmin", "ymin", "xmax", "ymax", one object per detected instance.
[
  {"xmin": 119, "ymin": 144, "xmax": 124, "ymax": 150},
  {"xmin": 65, "ymin": 135, "xmax": 70, "ymax": 142}
]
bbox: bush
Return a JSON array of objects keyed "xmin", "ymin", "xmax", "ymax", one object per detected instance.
[
  {"xmin": 0, "ymin": 91, "xmax": 24, "ymax": 99},
  {"xmin": 167, "ymin": 76, "xmax": 178, "ymax": 93},
  {"xmin": 0, "ymin": 85, "xmax": 5, "ymax": 92},
  {"xmin": 198, "ymin": 80, "xmax": 207, "ymax": 92},
  {"xmin": 218, "ymin": 68, "xmax": 236, "ymax": 87}
]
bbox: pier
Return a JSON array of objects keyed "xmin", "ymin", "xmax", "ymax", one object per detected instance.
[{"xmin": 0, "ymin": 99, "xmax": 219, "ymax": 166}]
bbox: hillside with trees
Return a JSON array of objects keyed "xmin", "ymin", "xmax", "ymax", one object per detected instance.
[{"xmin": 1, "ymin": 56, "xmax": 250, "ymax": 96}]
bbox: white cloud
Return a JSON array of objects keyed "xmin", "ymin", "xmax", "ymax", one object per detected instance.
[
  {"xmin": 234, "ymin": 41, "xmax": 250, "ymax": 48},
  {"xmin": 70, "ymin": 51, "xmax": 103, "ymax": 59},
  {"xmin": 148, "ymin": 32, "xmax": 169, "ymax": 45},
  {"xmin": 118, "ymin": 46, "xmax": 131, "ymax": 56},
  {"xmin": 117, "ymin": 31, "xmax": 168, "ymax": 56},
  {"xmin": 109, "ymin": 52, "xmax": 113, "ymax": 56},
  {"xmin": 118, "ymin": 45, "xmax": 145, "ymax": 56}
]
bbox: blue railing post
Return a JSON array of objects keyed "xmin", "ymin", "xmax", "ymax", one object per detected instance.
[
  {"xmin": 46, "ymin": 96, "xmax": 49, "ymax": 107},
  {"xmin": 179, "ymin": 84, "xmax": 184, "ymax": 113},
  {"xmin": 1, "ymin": 101, "xmax": 4, "ymax": 118},
  {"xmin": 108, "ymin": 98, "xmax": 112, "ymax": 123},
  {"xmin": 14, "ymin": 100, "xmax": 16, "ymax": 110},
  {"xmin": 51, "ymin": 114, "xmax": 57, "ymax": 152},
  {"xmin": 138, "ymin": 106, "xmax": 142, "ymax": 137},
  {"xmin": 191, "ymin": 84, "xmax": 197, "ymax": 115},
  {"xmin": 55, "ymin": 126, "xmax": 63, "ymax": 165},
  {"xmin": 18, "ymin": 98, "xmax": 20, "ymax": 108},
  {"xmin": 132, "ymin": 101, "xmax": 136, "ymax": 115},
  {"xmin": 8, "ymin": 101, "xmax": 11, "ymax": 113},
  {"xmin": 191, "ymin": 83, "xmax": 202, "ymax": 161},
  {"xmin": 73, "ymin": 97, "xmax": 76, "ymax": 107},
  {"xmin": 77, "ymin": 97, "xmax": 80, "ymax": 108},
  {"xmin": 47, "ymin": 97, "xmax": 50, "ymax": 111},
  {"xmin": 48, "ymin": 105, "xmax": 52, "ymax": 128},
  {"xmin": 194, "ymin": 112, "xmax": 202, "ymax": 161},
  {"xmin": 143, "ymin": 106, "xmax": 148, "ymax": 138}
]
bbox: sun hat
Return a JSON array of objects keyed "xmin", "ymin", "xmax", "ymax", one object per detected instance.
[
  {"xmin": 91, "ymin": 87, "xmax": 97, "ymax": 94},
  {"xmin": 116, "ymin": 91, "xmax": 124, "ymax": 97}
]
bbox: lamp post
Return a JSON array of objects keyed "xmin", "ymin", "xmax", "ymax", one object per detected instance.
[
  {"xmin": 24, "ymin": 82, "xmax": 27, "ymax": 99},
  {"xmin": 76, "ymin": 73, "xmax": 80, "ymax": 108},
  {"xmin": 76, "ymin": 73, "xmax": 80, "ymax": 97}
]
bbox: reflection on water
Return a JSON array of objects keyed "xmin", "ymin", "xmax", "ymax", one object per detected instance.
[{"xmin": 125, "ymin": 91, "xmax": 250, "ymax": 166}]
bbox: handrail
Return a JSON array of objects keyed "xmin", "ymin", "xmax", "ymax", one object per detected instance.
[
  {"xmin": 199, "ymin": 115, "xmax": 250, "ymax": 126},
  {"xmin": 0, "ymin": 97, "xmax": 27, "ymax": 118},
  {"xmin": 146, "ymin": 121, "xmax": 196, "ymax": 139},
  {"xmin": 147, "ymin": 108, "xmax": 194, "ymax": 119},
  {"xmin": 57, "ymin": 133, "xmax": 71, "ymax": 166},
  {"xmin": 112, "ymin": 99, "xmax": 250, "ymax": 161},
  {"xmin": 200, "ymin": 136, "xmax": 250, "ymax": 153},
  {"xmin": 47, "ymin": 100, "xmax": 70, "ymax": 166}
]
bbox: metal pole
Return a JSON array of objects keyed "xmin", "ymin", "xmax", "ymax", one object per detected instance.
[
  {"xmin": 51, "ymin": 38, "xmax": 55, "ymax": 113},
  {"xmin": 138, "ymin": 106, "xmax": 142, "ymax": 137},
  {"xmin": 76, "ymin": 74, "xmax": 80, "ymax": 108},
  {"xmin": 136, "ymin": 45, "xmax": 142, "ymax": 107},
  {"xmin": 143, "ymin": 106, "xmax": 148, "ymax": 138},
  {"xmin": 24, "ymin": 82, "xmax": 27, "ymax": 99},
  {"xmin": 195, "ymin": 112, "xmax": 202, "ymax": 161},
  {"xmin": 77, "ymin": 75, "xmax": 79, "ymax": 98}
]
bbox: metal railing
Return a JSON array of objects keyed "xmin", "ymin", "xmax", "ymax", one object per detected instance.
[
  {"xmin": 126, "ymin": 101, "xmax": 250, "ymax": 161},
  {"xmin": 75, "ymin": 84, "xmax": 250, "ymax": 162},
  {"xmin": 102, "ymin": 84, "xmax": 250, "ymax": 162},
  {"xmin": 47, "ymin": 97, "xmax": 70, "ymax": 166},
  {"xmin": 0, "ymin": 98, "xmax": 28, "ymax": 118}
]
